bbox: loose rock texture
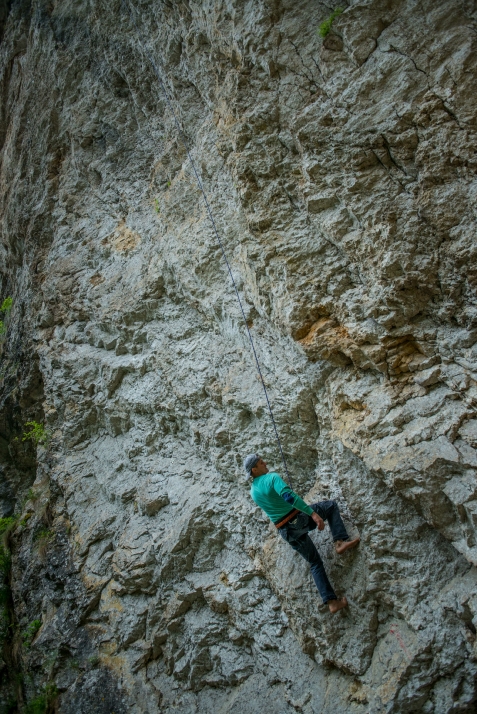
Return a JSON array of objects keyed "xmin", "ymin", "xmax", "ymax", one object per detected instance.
[{"xmin": 1, "ymin": 0, "xmax": 477, "ymax": 711}]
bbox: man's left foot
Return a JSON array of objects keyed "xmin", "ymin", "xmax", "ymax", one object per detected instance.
[
  {"xmin": 335, "ymin": 537, "xmax": 360, "ymax": 554},
  {"xmin": 328, "ymin": 597, "xmax": 348, "ymax": 613}
]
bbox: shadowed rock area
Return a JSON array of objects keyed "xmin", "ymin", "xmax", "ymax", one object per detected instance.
[{"xmin": 1, "ymin": 0, "xmax": 477, "ymax": 711}]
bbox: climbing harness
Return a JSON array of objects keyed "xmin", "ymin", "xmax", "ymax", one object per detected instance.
[
  {"xmin": 274, "ymin": 509, "xmax": 300, "ymax": 529},
  {"xmin": 126, "ymin": 1, "xmax": 293, "ymax": 487}
]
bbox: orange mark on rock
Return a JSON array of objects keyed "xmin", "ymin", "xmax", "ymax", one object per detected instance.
[
  {"xmin": 298, "ymin": 318, "xmax": 336, "ymax": 346},
  {"xmin": 109, "ymin": 220, "xmax": 141, "ymax": 252},
  {"xmin": 335, "ymin": 325, "xmax": 350, "ymax": 338},
  {"xmin": 89, "ymin": 273, "xmax": 104, "ymax": 286}
]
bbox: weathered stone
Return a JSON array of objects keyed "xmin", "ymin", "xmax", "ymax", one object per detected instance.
[
  {"xmin": 414, "ymin": 365, "xmax": 442, "ymax": 387},
  {"xmin": 459, "ymin": 419, "xmax": 477, "ymax": 448},
  {"xmin": 1, "ymin": 0, "xmax": 477, "ymax": 711}
]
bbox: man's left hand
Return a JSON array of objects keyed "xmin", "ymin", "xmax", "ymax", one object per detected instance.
[{"xmin": 311, "ymin": 512, "xmax": 325, "ymax": 530}]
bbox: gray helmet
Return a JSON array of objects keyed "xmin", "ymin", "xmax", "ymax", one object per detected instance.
[{"xmin": 243, "ymin": 453, "xmax": 260, "ymax": 479}]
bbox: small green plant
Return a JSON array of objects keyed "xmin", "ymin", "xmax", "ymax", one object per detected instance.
[
  {"xmin": 88, "ymin": 654, "xmax": 99, "ymax": 668},
  {"xmin": 167, "ymin": 180, "xmax": 171, "ymax": 187},
  {"xmin": 154, "ymin": 198, "xmax": 160, "ymax": 213},
  {"xmin": 68, "ymin": 657, "xmax": 79, "ymax": 670},
  {"xmin": 318, "ymin": 7, "xmax": 343, "ymax": 37},
  {"xmin": 26, "ymin": 694, "xmax": 46, "ymax": 714},
  {"xmin": 34, "ymin": 528, "xmax": 53, "ymax": 542},
  {"xmin": 22, "ymin": 619, "xmax": 42, "ymax": 648},
  {"xmin": 19, "ymin": 515, "xmax": 31, "ymax": 527},
  {"xmin": 21, "ymin": 487, "xmax": 39, "ymax": 510},
  {"xmin": 34, "ymin": 529, "xmax": 53, "ymax": 559},
  {"xmin": 0, "ymin": 297, "xmax": 13, "ymax": 337},
  {"xmin": 25, "ymin": 683, "xmax": 58, "ymax": 714},
  {"xmin": 0, "ymin": 516, "xmax": 18, "ymax": 541},
  {"xmin": 22, "ymin": 421, "xmax": 50, "ymax": 446},
  {"xmin": 1, "ymin": 297, "xmax": 13, "ymax": 313}
]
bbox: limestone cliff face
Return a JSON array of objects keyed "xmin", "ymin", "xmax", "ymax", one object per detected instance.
[{"xmin": 1, "ymin": 0, "xmax": 477, "ymax": 711}]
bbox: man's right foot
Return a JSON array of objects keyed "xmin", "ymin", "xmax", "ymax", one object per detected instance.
[
  {"xmin": 335, "ymin": 537, "xmax": 360, "ymax": 555},
  {"xmin": 328, "ymin": 597, "xmax": 348, "ymax": 614}
]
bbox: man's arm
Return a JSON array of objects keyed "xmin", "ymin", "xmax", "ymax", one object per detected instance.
[
  {"xmin": 272, "ymin": 474, "xmax": 325, "ymax": 530},
  {"xmin": 272, "ymin": 474, "xmax": 313, "ymax": 515}
]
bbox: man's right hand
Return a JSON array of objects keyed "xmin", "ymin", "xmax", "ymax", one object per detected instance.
[{"xmin": 311, "ymin": 512, "xmax": 325, "ymax": 530}]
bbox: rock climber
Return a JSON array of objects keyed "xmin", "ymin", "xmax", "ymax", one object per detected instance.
[{"xmin": 244, "ymin": 454, "xmax": 360, "ymax": 614}]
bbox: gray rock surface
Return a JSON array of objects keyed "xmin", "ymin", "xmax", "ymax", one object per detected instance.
[{"xmin": 1, "ymin": 0, "xmax": 477, "ymax": 711}]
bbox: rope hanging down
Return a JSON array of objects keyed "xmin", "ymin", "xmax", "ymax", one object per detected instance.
[{"xmin": 126, "ymin": 1, "xmax": 293, "ymax": 488}]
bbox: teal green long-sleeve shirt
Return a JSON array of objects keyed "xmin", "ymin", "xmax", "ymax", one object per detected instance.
[{"xmin": 250, "ymin": 472, "xmax": 313, "ymax": 523}]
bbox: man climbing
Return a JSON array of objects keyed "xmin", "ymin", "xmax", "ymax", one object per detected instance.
[{"xmin": 244, "ymin": 454, "xmax": 360, "ymax": 614}]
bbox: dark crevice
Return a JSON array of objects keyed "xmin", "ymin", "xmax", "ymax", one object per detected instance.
[{"xmin": 0, "ymin": 0, "xmax": 14, "ymax": 43}]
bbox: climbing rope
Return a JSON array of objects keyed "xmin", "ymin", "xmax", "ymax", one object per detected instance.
[{"xmin": 125, "ymin": 1, "xmax": 293, "ymax": 487}]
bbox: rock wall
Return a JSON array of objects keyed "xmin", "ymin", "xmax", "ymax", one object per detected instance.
[{"xmin": 1, "ymin": 0, "xmax": 477, "ymax": 711}]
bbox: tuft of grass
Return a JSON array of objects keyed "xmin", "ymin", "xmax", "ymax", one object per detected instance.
[
  {"xmin": 20, "ymin": 487, "xmax": 39, "ymax": 510},
  {"xmin": 88, "ymin": 654, "xmax": 99, "ymax": 668},
  {"xmin": 154, "ymin": 198, "xmax": 160, "ymax": 213},
  {"xmin": 0, "ymin": 296, "xmax": 13, "ymax": 337},
  {"xmin": 0, "ymin": 515, "xmax": 18, "ymax": 542},
  {"xmin": 0, "ymin": 517, "xmax": 18, "ymax": 533},
  {"xmin": 34, "ymin": 529, "xmax": 53, "ymax": 560},
  {"xmin": 26, "ymin": 695, "xmax": 46, "ymax": 714},
  {"xmin": 34, "ymin": 528, "xmax": 53, "ymax": 541},
  {"xmin": 27, "ymin": 488, "xmax": 39, "ymax": 502},
  {"xmin": 22, "ymin": 421, "xmax": 51, "ymax": 447},
  {"xmin": 1, "ymin": 297, "xmax": 13, "ymax": 313},
  {"xmin": 318, "ymin": 7, "xmax": 343, "ymax": 37},
  {"xmin": 25, "ymin": 683, "xmax": 58, "ymax": 714},
  {"xmin": 22, "ymin": 619, "xmax": 42, "ymax": 648}
]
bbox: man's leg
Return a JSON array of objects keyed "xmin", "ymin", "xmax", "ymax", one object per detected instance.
[
  {"xmin": 280, "ymin": 529, "xmax": 337, "ymax": 603},
  {"xmin": 311, "ymin": 500, "xmax": 360, "ymax": 554},
  {"xmin": 312, "ymin": 500, "xmax": 349, "ymax": 540}
]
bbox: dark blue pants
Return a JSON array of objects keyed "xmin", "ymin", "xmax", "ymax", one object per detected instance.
[{"xmin": 278, "ymin": 500, "xmax": 349, "ymax": 603}]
